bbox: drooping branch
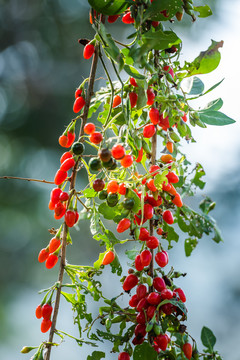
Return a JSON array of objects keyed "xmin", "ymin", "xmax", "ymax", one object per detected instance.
[{"xmin": 44, "ymin": 39, "xmax": 100, "ymax": 360}]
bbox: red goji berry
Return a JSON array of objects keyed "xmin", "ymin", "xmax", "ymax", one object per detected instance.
[
  {"xmin": 130, "ymin": 77, "xmax": 138, "ymax": 87},
  {"xmin": 155, "ymin": 334, "xmax": 168, "ymax": 351},
  {"xmin": 73, "ymin": 96, "xmax": 85, "ymax": 113},
  {"xmin": 58, "ymin": 134, "xmax": 68, "ymax": 148},
  {"xmin": 89, "ymin": 132, "xmax": 103, "ymax": 144},
  {"xmin": 49, "ymin": 237, "xmax": 61, "ymax": 253},
  {"xmin": 112, "ymin": 95, "xmax": 122, "ymax": 108},
  {"xmin": 60, "ymin": 157, "xmax": 75, "ymax": 172},
  {"xmin": 65, "ymin": 210, "xmax": 76, "ymax": 227},
  {"xmin": 162, "ymin": 210, "xmax": 174, "ymax": 224},
  {"xmin": 45, "ymin": 254, "xmax": 58, "ymax": 269},
  {"xmin": 111, "ymin": 144, "xmax": 125, "ymax": 160},
  {"xmin": 118, "ymin": 352, "xmax": 130, "ymax": 360},
  {"xmin": 146, "ymin": 235, "xmax": 159, "ymax": 249},
  {"xmin": 102, "ymin": 250, "xmax": 115, "ymax": 265},
  {"xmin": 135, "ymin": 147, "xmax": 143, "ymax": 163},
  {"xmin": 143, "ymin": 124, "xmax": 156, "ymax": 138},
  {"xmin": 147, "ymin": 292, "xmax": 161, "ymax": 305},
  {"xmin": 60, "ymin": 151, "xmax": 73, "ymax": 164},
  {"xmin": 129, "ymin": 92, "xmax": 138, "ymax": 108},
  {"xmin": 140, "ymin": 249, "xmax": 152, "ymax": 267},
  {"xmin": 83, "ymin": 43, "xmax": 95, "ymax": 59},
  {"xmin": 38, "ymin": 248, "xmax": 49, "ymax": 263},
  {"xmin": 153, "ymin": 277, "xmax": 166, "ymax": 292},
  {"xmin": 75, "ymin": 88, "xmax": 82, "ymax": 98},
  {"xmin": 122, "ymin": 12, "xmax": 134, "ymax": 24},
  {"xmin": 122, "ymin": 274, "xmax": 138, "ymax": 291},
  {"xmin": 84, "ymin": 123, "xmax": 95, "ymax": 134},
  {"xmin": 182, "ymin": 343, "xmax": 192, "ymax": 360},
  {"xmin": 118, "ymin": 183, "xmax": 126, "ymax": 195},
  {"xmin": 120, "ymin": 154, "xmax": 133, "ymax": 168},
  {"xmin": 108, "ymin": 14, "xmax": 119, "ymax": 23},
  {"xmin": 59, "ymin": 191, "xmax": 69, "ymax": 202},
  {"xmin": 117, "ymin": 218, "xmax": 131, "ymax": 233},
  {"xmin": 135, "ymin": 254, "xmax": 144, "ymax": 272},
  {"xmin": 35, "ymin": 305, "xmax": 42, "ymax": 319},
  {"xmin": 66, "ymin": 131, "xmax": 75, "ymax": 148},
  {"xmin": 41, "ymin": 303, "xmax": 53, "ymax": 320},
  {"xmin": 149, "ymin": 107, "xmax": 160, "ymax": 125},
  {"xmin": 155, "ymin": 251, "xmax": 169, "ymax": 267},
  {"xmin": 147, "ymin": 88, "xmax": 155, "ymax": 105},
  {"xmin": 40, "ymin": 318, "xmax": 52, "ymax": 333}
]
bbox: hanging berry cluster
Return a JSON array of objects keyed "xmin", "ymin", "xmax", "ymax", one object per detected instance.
[{"xmin": 20, "ymin": 1, "xmax": 235, "ymax": 360}]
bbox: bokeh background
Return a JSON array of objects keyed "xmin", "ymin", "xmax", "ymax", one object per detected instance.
[{"xmin": 0, "ymin": 0, "xmax": 240, "ymax": 359}]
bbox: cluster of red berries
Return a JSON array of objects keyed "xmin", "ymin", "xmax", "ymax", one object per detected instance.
[
  {"xmin": 118, "ymin": 259, "xmax": 189, "ymax": 356},
  {"xmin": 38, "ymin": 234, "xmax": 60, "ymax": 270},
  {"xmin": 35, "ymin": 302, "xmax": 53, "ymax": 333}
]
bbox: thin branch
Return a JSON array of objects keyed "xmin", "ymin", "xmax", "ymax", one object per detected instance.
[
  {"xmin": 0, "ymin": 176, "xmax": 54, "ymax": 184},
  {"xmin": 44, "ymin": 37, "xmax": 100, "ymax": 360}
]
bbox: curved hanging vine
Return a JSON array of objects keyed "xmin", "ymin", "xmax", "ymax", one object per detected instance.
[{"xmin": 12, "ymin": 1, "xmax": 236, "ymax": 360}]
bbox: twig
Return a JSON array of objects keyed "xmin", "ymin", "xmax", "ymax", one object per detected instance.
[{"xmin": 0, "ymin": 176, "xmax": 54, "ymax": 184}]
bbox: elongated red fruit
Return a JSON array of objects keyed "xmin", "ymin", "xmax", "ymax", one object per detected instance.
[
  {"xmin": 102, "ymin": 250, "xmax": 115, "ymax": 265},
  {"xmin": 54, "ymin": 169, "xmax": 68, "ymax": 186},
  {"xmin": 182, "ymin": 343, "xmax": 192, "ymax": 360},
  {"xmin": 162, "ymin": 210, "xmax": 174, "ymax": 224},
  {"xmin": 123, "ymin": 274, "xmax": 138, "ymax": 291},
  {"xmin": 117, "ymin": 218, "xmax": 131, "ymax": 233},
  {"xmin": 83, "ymin": 43, "xmax": 95, "ymax": 59},
  {"xmin": 73, "ymin": 96, "xmax": 85, "ymax": 113}
]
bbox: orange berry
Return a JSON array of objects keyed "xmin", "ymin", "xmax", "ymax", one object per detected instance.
[
  {"xmin": 112, "ymin": 95, "xmax": 121, "ymax": 108},
  {"xmin": 172, "ymin": 193, "xmax": 183, "ymax": 207},
  {"xmin": 102, "ymin": 250, "xmax": 115, "ymax": 265},
  {"xmin": 160, "ymin": 154, "xmax": 173, "ymax": 163},
  {"xmin": 107, "ymin": 180, "xmax": 119, "ymax": 193},
  {"xmin": 38, "ymin": 248, "xmax": 49, "ymax": 263},
  {"xmin": 166, "ymin": 141, "xmax": 173, "ymax": 153},
  {"xmin": 40, "ymin": 318, "xmax": 52, "ymax": 333}
]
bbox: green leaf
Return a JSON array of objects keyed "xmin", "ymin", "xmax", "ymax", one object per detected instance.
[
  {"xmin": 61, "ymin": 292, "xmax": 76, "ymax": 305},
  {"xmin": 98, "ymin": 202, "xmax": 119, "ymax": 220},
  {"xmin": 187, "ymin": 76, "xmax": 205, "ymax": 95},
  {"xmin": 83, "ymin": 188, "xmax": 97, "ymax": 198},
  {"xmin": 213, "ymin": 225, "xmax": 223, "ymax": 243},
  {"xmin": 123, "ymin": 65, "xmax": 145, "ymax": 79},
  {"xmin": 142, "ymin": 29, "xmax": 181, "ymax": 51},
  {"xmin": 125, "ymin": 248, "xmax": 139, "ymax": 261},
  {"xmin": 136, "ymin": 86, "xmax": 147, "ymax": 110},
  {"xmin": 133, "ymin": 342, "xmax": 158, "ymax": 360},
  {"xmin": 110, "ymin": 252, "xmax": 122, "ymax": 275},
  {"xmin": 199, "ymin": 110, "xmax": 236, "ymax": 126},
  {"xmin": 143, "ymin": 0, "xmax": 182, "ymax": 21},
  {"xmin": 192, "ymin": 163, "xmax": 205, "ymax": 189},
  {"xmin": 87, "ymin": 350, "xmax": 106, "ymax": 360},
  {"xmin": 88, "ymin": 0, "xmax": 131, "ymax": 15},
  {"xmin": 125, "ymin": 188, "xmax": 141, "ymax": 213},
  {"xmin": 184, "ymin": 238, "xmax": 198, "ymax": 256},
  {"xmin": 201, "ymin": 326, "xmax": 216, "ymax": 351},
  {"xmin": 194, "ymin": 5, "xmax": 212, "ymax": 18},
  {"xmin": 183, "ymin": 40, "xmax": 224, "ymax": 77},
  {"xmin": 94, "ymin": 252, "xmax": 106, "ymax": 269},
  {"xmin": 202, "ymin": 98, "xmax": 223, "ymax": 112},
  {"xmin": 163, "ymin": 224, "xmax": 179, "ymax": 247},
  {"xmin": 199, "ymin": 196, "xmax": 216, "ymax": 214},
  {"xmin": 96, "ymin": 23, "xmax": 124, "ymax": 69},
  {"xmin": 90, "ymin": 210, "xmax": 101, "ymax": 235}
]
